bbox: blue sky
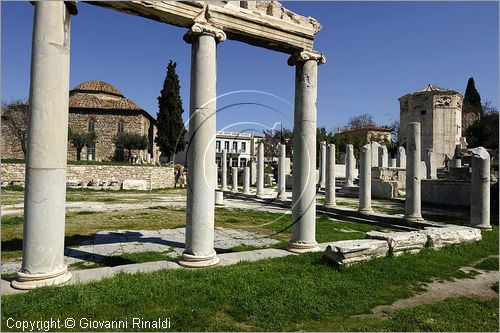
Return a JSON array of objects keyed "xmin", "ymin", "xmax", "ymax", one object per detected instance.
[{"xmin": 2, "ymin": 1, "xmax": 498, "ymax": 134}]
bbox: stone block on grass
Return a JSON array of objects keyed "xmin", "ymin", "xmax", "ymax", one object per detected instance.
[
  {"xmin": 324, "ymin": 239, "xmax": 389, "ymax": 266},
  {"xmin": 122, "ymin": 179, "xmax": 148, "ymax": 190},
  {"xmin": 366, "ymin": 231, "xmax": 427, "ymax": 255},
  {"xmin": 423, "ymin": 226, "xmax": 482, "ymax": 248}
]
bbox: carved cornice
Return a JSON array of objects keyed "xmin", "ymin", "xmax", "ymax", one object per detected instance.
[
  {"xmin": 183, "ymin": 22, "xmax": 227, "ymax": 43},
  {"xmin": 287, "ymin": 50, "xmax": 326, "ymax": 66}
]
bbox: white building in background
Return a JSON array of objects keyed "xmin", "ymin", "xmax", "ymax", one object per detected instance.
[{"xmin": 173, "ymin": 130, "xmax": 263, "ymax": 166}]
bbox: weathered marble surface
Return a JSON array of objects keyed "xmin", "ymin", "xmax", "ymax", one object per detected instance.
[
  {"xmin": 423, "ymin": 226, "xmax": 482, "ymax": 248},
  {"xmin": 324, "ymin": 239, "xmax": 389, "ymax": 266},
  {"xmin": 367, "ymin": 231, "xmax": 427, "ymax": 255}
]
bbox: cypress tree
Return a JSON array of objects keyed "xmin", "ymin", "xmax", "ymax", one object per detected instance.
[
  {"xmin": 463, "ymin": 77, "xmax": 483, "ymax": 114},
  {"xmin": 155, "ymin": 60, "xmax": 186, "ymax": 159}
]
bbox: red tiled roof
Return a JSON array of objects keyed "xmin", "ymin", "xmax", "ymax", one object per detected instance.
[{"xmin": 69, "ymin": 80, "xmax": 142, "ymax": 111}]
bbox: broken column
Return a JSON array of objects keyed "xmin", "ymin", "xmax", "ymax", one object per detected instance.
[
  {"xmin": 345, "ymin": 144, "xmax": 355, "ymax": 187},
  {"xmin": 231, "ymin": 167, "xmax": 238, "ymax": 193},
  {"xmin": 277, "ymin": 143, "xmax": 287, "ymax": 200},
  {"xmin": 12, "ymin": 1, "xmax": 74, "ymax": 290},
  {"xmin": 288, "ymin": 50, "xmax": 325, "ymax": 253},
  {"xmin": 179, "ymin": 23, "xmax": 226, "ymax": 268},
  {"xmin": 319, "ymin": 141, "xmax": 327, "ymax": 188},
  {"xmin": 404, "ymin": 122, "xmax": 423, "ymax": 221},
  {"xmin": 221, "ymin": 149, "xmax": 228, "ymax": 191},
  {"xmin": 324, "ymin": 143, "xmax": 336, "ymax": 207},
  {"xmin": 358, "ymin": 144, "xmax": 373, "ymax": 214},
  {"xmin": 426, "ymin": 149, "xmax": 437, "ymax": 179},
  {"xmin": 370, "ymin": 141, "xmax": 381, "ymax": 167},
  {"xmin": 397, "ymin": 146, "xmax": 406, "ymax": 169},
  {"xmin": 256, "ymin": 142, "xmax": 265, "ymax": 197},
  {"xmin": 243, "ymin": 165, "xmax": 250, "ymax": 194},
  {"xmin": 470, "ymin": 147, "xmax": 491, "ymax": 230},
  {"xmin": 378, "ymin": 145, "xmax": 388, "ymax": 168}
]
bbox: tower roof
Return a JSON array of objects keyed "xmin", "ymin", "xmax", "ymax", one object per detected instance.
[{"xmin": 69, "ymin": 80, "xmax": 142, "ymax": 110}]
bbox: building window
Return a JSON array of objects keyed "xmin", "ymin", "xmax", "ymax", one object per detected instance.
[
  {"xmin": 224, "ymin": 141, "xmax": 229, "ymax": 151},
  {"xmin": 233, "ymin": 141, "xmax": 238, "ymax": 152},
  {"xmin": 241, "ymin": 142, "xmax": 246, "ymax": 152},
  {"xmin": 216, "ymin": 140, "xmax": 221, "ymax": 152},
  {"xmin": 87, "ymin": 142, "xmax": 96, "ymax": 161},
  {"xmin": 240, "ymin": 158, "xmax": 247, "ymax": 167},
  {"xmin": 117, "ymin": 121, "xmax": 124, "ymax": 133},
  {"xmin": 88, "ymin": 119, "xmax": 95, "ymax": 132},
  {"xmin": 420, "ymin": 110, "xmax": 426, "ymax": 115}
]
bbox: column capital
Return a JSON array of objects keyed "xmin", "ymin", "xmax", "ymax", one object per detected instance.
[
  {"xmin": 183, "ymin": 23, "xmax": 226, "ymax": 44},
  {"xmin": 287, "ymin": 50, "xmax": 326, "ymax": 66}
]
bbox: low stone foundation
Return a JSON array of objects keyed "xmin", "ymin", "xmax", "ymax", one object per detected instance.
[{"xmin": 1, "ymin": 163, "xmax": 175, "ymax": 189}]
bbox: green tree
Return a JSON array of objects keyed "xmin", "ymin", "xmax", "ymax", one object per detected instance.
[
  {"xmin": 332, "ymin": 134, "xmax": 368, "ymax": 162},
  {"xmin": 261, "ymin": 128, "xmax": 293, "ymax": 161},
  {"xmin": 463, "ymin": 77, "xmax": 483, "ymax": 115},
  {"xmin": 68, "ymin": 128, "xmax": 96, "ymax": 161},
  {"xmin": 465, "ymin": 102, "xmax": 498, "ymax": 150},
  {"xmin": 114, "ymin": 132, "xmax": 148, "ymax": 161},
  {"xmin": 155, "ymin": 60, "xmax": 186, "ymax": 159}
]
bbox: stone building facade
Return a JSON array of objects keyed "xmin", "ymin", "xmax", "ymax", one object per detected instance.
[
  {"xmin": 399, "ymin": 84, "xmax": 463, "ymax": 167},
  {"xmin": 1, "ymin": 80, "xmax": 159, "ymax": 162},
  {"xmin": 333, "ymin": 125, "xmax": 392, "ymax": 144}
]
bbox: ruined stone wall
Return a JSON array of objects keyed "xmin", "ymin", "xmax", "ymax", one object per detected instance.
[{"xmin": 1, "ymin": 163, "xmax": 175, "ymax": 189}]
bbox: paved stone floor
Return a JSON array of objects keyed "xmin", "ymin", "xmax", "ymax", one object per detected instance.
[{"xmin": 1, "ymin": 227, "xmax": 279, "ymax": 274}]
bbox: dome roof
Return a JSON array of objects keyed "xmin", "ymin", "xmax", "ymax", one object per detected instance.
[
  {"xmin": 72, "ymin": 80, "xmax": 124, "ymax": 97},
  {"xmin": 69, "ymin": 80, "xmax": 142, "ymax": 111}
]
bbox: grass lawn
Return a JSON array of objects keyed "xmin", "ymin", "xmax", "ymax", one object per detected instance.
[{"xmin": 1, "ymin": 227, "xmax": 498, "ymax": 332}]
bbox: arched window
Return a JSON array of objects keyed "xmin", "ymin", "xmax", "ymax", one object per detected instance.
[
  {"xmin": 117, "ymin": 120, "xmax": 124, "ymax": 133},
  {"xmin": 88, "ymin": 119, "xmax": 95, "ymax": 132}
]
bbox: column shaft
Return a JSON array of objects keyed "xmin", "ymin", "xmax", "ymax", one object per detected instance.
[
  {"xmin": 256, "ymin": 142, "xmax": 265, "ymax": 196},
  {"xmin": 470, "ymin": 147, "xmax": 491, "ymax": 229},
  {"xmin": 324, "ymin": 143, "xmax": 336, "ymax": 207},
  {"xmin": 345, "ymin": 144, "xmax": 355, "ymax": 187},
  {"xmin": 277, "ymin": 144, "xmax": 287, "ymax": 200},
  {"xmin": 358, "ymin": 144, "xmax": 373, "ymax": 213},
  {"xmin": 243, "ymin": 166, "xmax": 250, "ymax": 194},
  {"xmin": 319, "ymin": 141, "xmax": 326, "ymax": 188},
  {"xmin": 221, "ymin": 149, "xmax": 228, "ymax": 191},
  {"xmin": 232, "ymin": 167, "xmax": 238, "ymax": 192},
  {"xmin": 13, "ymin": 1, "xmax": 73, "ymax": 290},
  {"xmin": 404, "ymin": 122, "xmax": 423, "ymax": 221}
]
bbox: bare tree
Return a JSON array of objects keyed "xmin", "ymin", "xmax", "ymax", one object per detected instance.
[
  {"xmin": 1, "ymin": 99, "xmax": 29, "ymax": 157},
  {"xmin": 347, "ymin": 113, "xmax": 375, "ymax": 129}
]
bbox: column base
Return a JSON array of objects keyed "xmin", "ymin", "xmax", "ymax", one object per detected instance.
[
  {"xmin": 178, "ymin": 251, "xmax": 220, "ymax": 268},
  {"xmin": 277, "ymin": 194, "xmax": 288, "ymax": 201},
  {"xmin": 358, "ymin": 208, "xmax": 373, "ymax": 215},
  {"xmin": 404, "ymin": 214, "xmax": 424, "ymax": 222},
  {"xmin": 287, "ymin": 241, "xmax": 320, "ymax": 253},
  {"xmin": 11, "ymin": 267, "xmax": 72, "ymax": 290},
  {"xmin": 470, "ymin": 224, "xmax": 493, "ymax": 230},
  {"xmin": 324, "ymin": 201, "xmax": 336, "ymax": 208},
  {"xmin": 256, "ymin": 192, "xmax": 265, "ymax": 198}
]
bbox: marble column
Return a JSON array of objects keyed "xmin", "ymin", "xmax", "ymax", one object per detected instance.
[
  {"xmin": 370, "ymin": 141, "xmax": 381, "ymax": 168},
  {"xmin": 277, "ymin": 144, "xmax": 287, "ymax": 200},
  {"xmin": 12, "ymin": 1, "xmax": 74, "ymax": 290},
  {"xmin": 319, "ymin": 141, "xmax": 327, "ymax": 188},
  {"xmin": 287, "ymin": 50, "xmax": 325, "ymax": 253},
  {"xmin": 324, "ymin": 143, "xmax": 336, "ymax": 207},
  {"xmin": 231, "ymin": 167, "xmax": 238, "ymax": 193},
  {"xmin": 470, "ymin": 147, "xmax": 491, "ymax": 229},
  {"xmin": 221, "ymin": 149, "xmax": 228, "ymax": 191},
  {"xmin": 390, "ymin": 158, "xmax": 397, "ymax": 168},
  {"xmin": 243, "ymin": 166, "xmax": 250, "ymax": 194},
  {"xmin": 397, "ymin": 146, "xmax": 406, "ymax": 169},
  {"xmin": 378, "ymin": 145, "xmax": 388, "ymax": 168},
  {"xmin": 425, "ymin": 149, "xmax": 436, "ymax": 179},
  {"xmin": 404, "ymin": 122, "xmax": 423, "ymax": 221},
  {"xmin": 345, "ymin": 144, "xmax": 355, "ymax": 187},
  {"xmin": 256, "ymin": 142, "xmax": 265, "ymax": 197},
  {"xmin": 179, "ymin": 23, "xmax": 226, "ymax": 268},
  {"xmin": 358, "ymin": 144, "xmax": 373, "ymax": 214}
]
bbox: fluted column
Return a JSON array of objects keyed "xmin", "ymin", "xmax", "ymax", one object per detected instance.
[
  {"xmin": 324, "ymin": 143, "xmax": 336, "ymax": 207},
  {"xmin": 12, "ymin": 1, "xmax": 75, "ymax": 290},
  {"xmin": 277, "ymin": 144, "xmax": 287, "ymax": 200},
  {"xmin": 470, "ymin": 147, "xmax": 491, "ymax": 229},
  {"xmin": 288, "ymin": 50, "xmax": 326, "ymax": 253},
  {"xmin": 358, "ymin": 144, "xmax": 373, "ymax": 214},
  {"xmin": 319, "ymin": 141, "xmax": 326, "ymax": 188},
  {"xmin": 180, "ymin": 23, "xmax": 226, "ymax": 267},
  {"xmin": 256, "ymin": 142, "xmax": 265, "ymax": 197},
  {"xmin": 404, "ymin": 122, "xmax": 423, "ymax": 221},
  {"xmin": 221, "ymin": 149, "xmax": 228, "ymax": 191}
]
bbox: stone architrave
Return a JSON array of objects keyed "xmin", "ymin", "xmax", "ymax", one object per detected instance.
[
  {"xmin": 231, "ymin": 167, "xmax": 238, "ymax": 193},
  {"xmin": 256, "ymin": 142, "xmax": 265, "ymax": 196},
  {"xmin": 319, "ymin": 141, "xmax": 327, "ymax": 188},
  {"xmin": 404, "ymin": 122, "xmax": 423, "ymax": 221},
  {"xmin": 221, "ymin": 149, "xmax": 228, "ymax": 191},
  {"xmin": 370, "ymin": 141, "xmax": 381, "ymax": 168},
  {"xmin": 426, "ymin": 149, "xmax": 437, "ymax": 179},
  {"xmin": 397, "ymin": 146, "xmax": 406, "ymax": 169},
  {"xmin": 287, "ymin": 50, "xmax": 325, "ymax": 253},
  {"xmin": 345, "ymin": 144, "xmax": 355, "ymax": 187},
  {"xmin": 179, "ymin": 23, "xmax": 226, "ymax": 268},
  {"xmin": 358, "ymin": 144, "xmax": 373, "ymax": 214},
  {"xmin": 324, "ymin": 143, "xmax": 336, "ymax": 207},
  {"xmin": 12, "ymin": 1, "xmax": 74, "ymax": 290},
  {"xmin": 243, "ymin": 166, "xmax": 250, "ymax": 194},
  {"xmin": 378, "ymin": 145, "xmax": 388, "ymax": 168},
  {"xmin": 277, "ymin": 144, "xmax": 287, "ymax": 200},
  {"xmin": 470, "ymin": 147, "xmax": 491, "ymax": 229}
]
